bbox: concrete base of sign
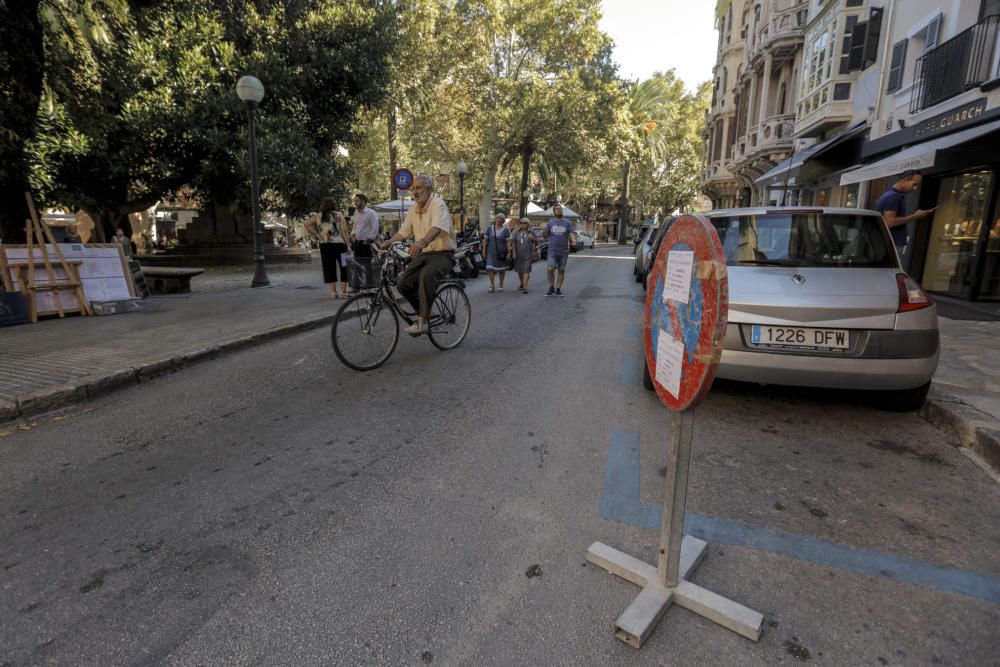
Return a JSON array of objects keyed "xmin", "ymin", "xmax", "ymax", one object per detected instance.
[{"xmin": 586, "ymin": 536, "xmax": 763, "ymax": 648}]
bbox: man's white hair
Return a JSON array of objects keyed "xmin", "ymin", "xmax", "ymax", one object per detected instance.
[{"xmin": 415, "ymin": 173, "xmax": 434, "ymax": 190}]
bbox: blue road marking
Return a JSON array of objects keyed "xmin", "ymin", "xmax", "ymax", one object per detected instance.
[
  {"xmin": 599, "ymin": 430, "xmax": 1000, "ymax": 605},
  {"xmin": 618, "ymin": 356, "xmax": 640, "ymax": 386}
]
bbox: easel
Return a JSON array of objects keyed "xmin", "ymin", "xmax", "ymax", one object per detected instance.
[
  {"xmin": 19, "ymin": 193, "xmax": 91, "ymax": 322},
  {"xmin": 586, "ymin": 409, "xmax": 763, "ymax": 647}
]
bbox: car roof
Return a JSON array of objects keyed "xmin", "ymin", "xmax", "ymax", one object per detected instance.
[{"xmin": 700, "ymin": 206, "xmax": 882, "ymax": 217}]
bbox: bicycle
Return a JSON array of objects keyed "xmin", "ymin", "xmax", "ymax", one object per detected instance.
[{"xmin": 331, "ymin": 243, "xmax": 472, "ymax": 371}]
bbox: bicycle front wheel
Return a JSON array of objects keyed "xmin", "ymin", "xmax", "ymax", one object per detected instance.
[
  {"xmin": 428, "ymin": 284, "xmax": 471, "ymax": 350},
  {"xmin": 331, "ymin": 293, "xmax": 399, "ymax": 371}
]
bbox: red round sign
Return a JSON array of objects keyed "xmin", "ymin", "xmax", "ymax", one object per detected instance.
[{"xmin": 644, "ymin": 214, "xmax": 729, "ymax": 411}]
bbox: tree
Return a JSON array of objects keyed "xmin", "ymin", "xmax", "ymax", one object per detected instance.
[{"xmin": 15, "ymin": 0, "xmax": 396, "ymax": 242}]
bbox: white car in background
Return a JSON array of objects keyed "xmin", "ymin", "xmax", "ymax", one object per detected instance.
[
  {"xmin": 641, "ymin": 207, "xmax": 939, "ymax": 411},
  {"xmin": 573, "ymin": 233, "xmax": 595, "ymax": 252}
]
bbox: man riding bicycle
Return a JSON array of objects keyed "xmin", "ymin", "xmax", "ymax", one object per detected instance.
[{"xmin": 380, "ymin": 173, "xmax": 456, "ymax": 336}]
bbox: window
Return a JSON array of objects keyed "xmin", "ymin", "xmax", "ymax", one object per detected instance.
[
  {"xmin": 833, "ymin": 82, "xmax": 851, "ymax": 100},
  {"xmin": 710, "ymin": 213, "xmax": 896, "ymax": 267},
  {"xmin": 798, "ymin": 7, "xmax": 837, "ymax": 119},
  {"xmin": 982, "ymin": 0, "xmax": 1000, "ymax": 20}
]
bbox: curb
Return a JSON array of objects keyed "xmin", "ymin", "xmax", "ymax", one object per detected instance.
[
  {"xmin": 5, "ymin": 312, "xmax": 336, "ymax": 424},
  {"xmin": 921, "ymin": 385, "xmax": 1000, "ymax": 474}
]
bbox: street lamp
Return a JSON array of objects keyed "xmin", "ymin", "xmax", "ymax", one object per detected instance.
[
  {"xmin": 455, "ymin": 161, "xmax": 469, "ymax": 229},
  {"xmin": 236, "ymin": 74, "xmax": 269, "ymax": 287}
]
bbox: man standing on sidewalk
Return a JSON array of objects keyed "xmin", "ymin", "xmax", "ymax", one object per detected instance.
[
  {"xmin": 381, "ymin": 174, "xmax": 455, "ymax": 336},
  {"xmin": 350, "ymin": 193, "xmax": 380, "ymax": 260},
  {"xmin": 543, "ymin": 204, "xmax": 576, "ymax": 297},
  {"xmin": 875, "ymin": 170, "xmax": 935, "ymax": 265}
]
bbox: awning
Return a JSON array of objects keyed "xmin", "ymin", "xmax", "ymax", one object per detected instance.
[
  {"xmin": 839, "ymin": 118, "xmax": 1000, "ymax": 186},
  {"xmin": 756, "ymin": 122, "xmax": 868, "ymax": 188},
  {"xmin": 525, "ymin": 204, "xmax": 582, "ymax": 219}
]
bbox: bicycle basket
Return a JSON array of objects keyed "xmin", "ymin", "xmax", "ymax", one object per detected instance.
[{"xmin": 346, "ymin": 256, "xmax": 381, "ymax": 290}]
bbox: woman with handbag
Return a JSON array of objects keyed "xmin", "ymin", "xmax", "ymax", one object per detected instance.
[
  {"xmin": 307, "ymin": 198, "xmax": 351, "ymax": 298},
  {"xmin": 484, "ymin": 213, "xmax": 511, "ymax": 292}
]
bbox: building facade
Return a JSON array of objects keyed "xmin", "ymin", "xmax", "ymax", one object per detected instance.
[{"xmin": 702, "ymin": 0, "xmax": 1000, "ymax": 302}]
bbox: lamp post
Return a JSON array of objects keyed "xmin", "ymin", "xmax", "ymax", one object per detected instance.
[
  {"xmin": 455, "ymin": 161, "xmax": 469, "ymax": 230},
  {"xmin": 236, "ymin": 74, "xmax": 269, "ymax": 287}
]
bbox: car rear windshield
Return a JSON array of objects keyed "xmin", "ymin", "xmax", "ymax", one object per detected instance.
[{"xmin": 708, "ymin": 213, "xmax": 897, "ymax": 268}]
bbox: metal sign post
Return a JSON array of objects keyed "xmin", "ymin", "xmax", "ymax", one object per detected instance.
[{"xmin": 586, "ymin": 214, "xmax": 764, "ymax": 649}]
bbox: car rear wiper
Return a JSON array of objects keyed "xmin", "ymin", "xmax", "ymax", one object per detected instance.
[{"xmin": 737, "ymin": 259, "xmax": 802, "ymax": 267}]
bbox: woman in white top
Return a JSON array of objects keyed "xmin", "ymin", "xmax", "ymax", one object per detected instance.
[{"xmin": 307, "ymin": 198, "xmax": 351, "ymax": 298}]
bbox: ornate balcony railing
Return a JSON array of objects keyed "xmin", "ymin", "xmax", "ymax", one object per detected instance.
[{"xmin": 910, "ymin": 15, "xmax": 1000, "ymax": 113}]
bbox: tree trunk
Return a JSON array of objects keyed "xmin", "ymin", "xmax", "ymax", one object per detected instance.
[
  {"xmin": 617, "ymin": 160, "xmax": 631, "ymax": 244},
  {"xmin": 0, "ymin": 1, "xmax": 44, "ymax": 244},
  {"xmin": 477, "ymin": 154, "xmax": 500, "ymax": 232},
  {"xmin": 518, "ymin": 142, "xmax": 532, "ymax": 219},
  {"xmin": 388, "ymin": 107, "xmax": 398, "ymax": 201}
]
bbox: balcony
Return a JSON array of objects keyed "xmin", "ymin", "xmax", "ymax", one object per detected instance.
[{"xmin": 910, "ymin": 15, "xmax": 1000, "ymax": 114}]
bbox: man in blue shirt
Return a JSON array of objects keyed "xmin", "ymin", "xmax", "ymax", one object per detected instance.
[
  {"xmin": 874, "ymin": 170, "xmax": 935, "ymax": 260},
  {"xmin": 543, "ymin": 204, "xmax": 576, "ymax": 296}
]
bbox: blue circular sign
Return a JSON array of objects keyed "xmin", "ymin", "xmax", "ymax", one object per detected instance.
[{"xmin": 393, "ymin": 168, "xmax": 414, "ymax": 190}]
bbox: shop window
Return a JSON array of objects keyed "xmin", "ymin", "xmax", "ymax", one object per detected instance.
[{"xmin": 922, "ymin": 171, "xmax": 992, "ymax": 296}]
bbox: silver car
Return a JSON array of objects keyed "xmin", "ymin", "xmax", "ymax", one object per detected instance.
[{"xmin": 643, "ymin": 207, "xmax": 939, "ymax": 411}]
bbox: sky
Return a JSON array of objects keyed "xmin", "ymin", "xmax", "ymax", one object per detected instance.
[{"xmin": 599, "ymin": 0, "xmax": 718, "ymax": 91}]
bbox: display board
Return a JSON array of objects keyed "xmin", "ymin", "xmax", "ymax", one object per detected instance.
[{"xmin": 3, "ymin": 244, "xmax": 134, "ymax": 304}]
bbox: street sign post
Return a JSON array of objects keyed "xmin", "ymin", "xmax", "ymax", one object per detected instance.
[
  {"xmin": 586, "ymin": 213, "xmax": 763, "ymax": 648},
  {"xmin": 392, "ymin": 168, "xmax": 414, "ymax": 227}
]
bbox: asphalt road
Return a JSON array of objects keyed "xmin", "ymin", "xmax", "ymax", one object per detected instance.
[{"xmin": 2, "ymin": 246, "xmax": 999, "ymax": 666}]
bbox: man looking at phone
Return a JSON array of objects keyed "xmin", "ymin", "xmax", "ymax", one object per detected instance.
[{"xmin": 875, "ymin": 170, "xmax": 935, "ymax": 261}]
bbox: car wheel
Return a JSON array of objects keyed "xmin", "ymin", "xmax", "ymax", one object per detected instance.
[
  {"xmin": 642, "ymin": 356, "xmax": 654, "ymax": 390},
  {"xmin": 635, "ymin": 268, "xmax": 643, "ymax": 283},
  {"xmin": 642, "ymin": 270, "xmax": 648, "ymax": 291},
  {"xmin": 873, "ymin": 381, "xmax": 931, "ymax": 412}
]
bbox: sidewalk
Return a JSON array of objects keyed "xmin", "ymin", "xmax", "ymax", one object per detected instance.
[
  {"xmin": 0, "ymin": 262, "xmax": 338, "ymax": 422},
  {"xmin": 1, "ymin": 263, "xmax": 999, "ymax": 472}
]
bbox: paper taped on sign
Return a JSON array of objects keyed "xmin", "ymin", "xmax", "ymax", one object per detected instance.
[
  {"xmin": 655, "ymin": 330, "xmax": 684, "ymax": 398},
  {"xmin": 663, "ymin": 250, "xmax": 694, "ymax": 305}
]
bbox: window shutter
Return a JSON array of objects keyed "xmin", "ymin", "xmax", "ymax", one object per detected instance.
[
  {"xmin": 847, "ymin": 21, "xmax": 869, "ymax": 71},
  {"xmin": 863, "ymin": 7, "xmax": 883, "ymax": 68},
  {"xmin": 925, "ymin": 13, "xmax": 942, "ymax": 51},
  {"xmin": 886, "ymin": 39, "xmax": 908, "ymax": 93}
]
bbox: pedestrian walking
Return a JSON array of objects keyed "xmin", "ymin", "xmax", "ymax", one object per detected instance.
[
  {"xmin": 350, "ymin": 192, "xmax": 379, "ymax": 259},
  {"xmin": 511, "ymin": 217, "xmax": 537, "ymax": 293},
  {"xmin": 543, "ymin": 204, "xmax": 576, "ymax": 297},
  {"xmin": 113, "ymin": 227, "xmax": 134, "ymax": 257},
  {"xmin": 484, "ymin": 213, "xmax": 511, "ymax": 292},
  {"xmin": 308, "ymin": 198, "xmax": 351, "ymax": 298},
  {"xmin": 875, "ymin": 170, "xmax": 935, "ymax": 265}
]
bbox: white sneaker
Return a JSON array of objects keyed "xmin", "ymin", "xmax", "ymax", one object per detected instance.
[{"xmin": 404, "ymin": 321, "xmax": 427, "ymax": 337}]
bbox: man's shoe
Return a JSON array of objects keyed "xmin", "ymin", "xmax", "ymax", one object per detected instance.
[
  {"xmin": 546, "ymin": 287, "xmax": 555, "ymax": 297},
  {"xmin": 556, "ymin": 288, "xmax": 564, "ymax": 297},
  {"xmin": 404, "ymin": 321, "xmax": 427, "ymax": 337}
]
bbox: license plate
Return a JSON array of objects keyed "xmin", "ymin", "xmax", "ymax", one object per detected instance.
[{"xmin": 750, "ymin": 325, "xmax": 849, "ymax": 350}]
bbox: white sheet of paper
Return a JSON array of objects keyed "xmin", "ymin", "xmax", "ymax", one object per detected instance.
[
  {"xmin": 663, "ymin": 250, "xmax": 695, "ymax": 305},
  {"xmin": 655, "ymin": 331, "xmax": 684, "ymax": 398}
]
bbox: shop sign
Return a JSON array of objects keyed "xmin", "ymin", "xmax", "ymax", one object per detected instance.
[{"xmin": 913, "ymin": 98, "xmax": 987, "ymax": 139}]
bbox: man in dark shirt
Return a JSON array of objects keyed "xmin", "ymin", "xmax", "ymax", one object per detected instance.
[{"xmin": 874, "ymin": 170, "xmax": 935, "ymax": 257}]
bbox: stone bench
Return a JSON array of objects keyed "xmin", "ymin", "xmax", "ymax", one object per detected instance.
[{"xmin": 141, "ymin": 267, "xmax": 205, "ymax": 294}]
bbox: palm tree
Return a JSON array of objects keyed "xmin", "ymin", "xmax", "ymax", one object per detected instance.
[{"xmin": 617, "ymin": 77, "xmax": 672, "ymax": 243}]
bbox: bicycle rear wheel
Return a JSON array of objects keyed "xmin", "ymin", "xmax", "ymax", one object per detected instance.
[
  {"xmin": 331, "ymin": 293, "xmax": 399, "ymax": 370},
  {"xmin": 428, "ymin": 284, "xmax": 471, "ymax": 350}
]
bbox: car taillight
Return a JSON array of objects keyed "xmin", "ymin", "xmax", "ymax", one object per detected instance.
[{"xmin": 896, "ymin": 273, "xmax": 933, "ymax": 313}]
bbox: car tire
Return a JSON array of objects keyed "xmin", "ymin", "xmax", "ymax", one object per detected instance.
[
  {"xmin": 642, "ymin": 270, "xmax": 648, "ymax": 291},
  {"xmin": 635, "ymin": 269, "xmax": 643, "ymax": 283},
  {"xmin": 642, "ymin": 356, "xmax": 654, "ymax": 390},
  {"xmin": 873, "ymin": 381, "xmax": 931, "ymax": 412}
]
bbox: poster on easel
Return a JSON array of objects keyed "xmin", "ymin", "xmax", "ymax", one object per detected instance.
[{"xmin": 3, "ymin": 244, "xmax": 134, "ymax": 303}]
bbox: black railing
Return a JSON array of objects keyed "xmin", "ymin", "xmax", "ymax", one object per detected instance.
[{"xmin": 911, "ymin": 15, "xmax": 1000, "ymax": 113}]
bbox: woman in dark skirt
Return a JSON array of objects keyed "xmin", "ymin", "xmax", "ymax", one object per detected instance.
[{"xmin": 310, "ymin": 198, "xmax": 351, "ymax": 298}]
